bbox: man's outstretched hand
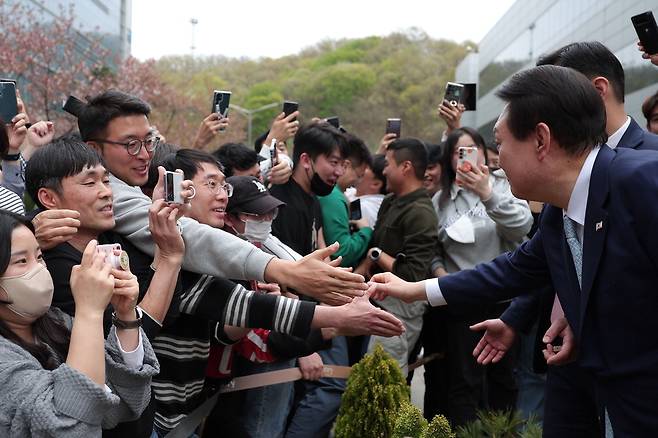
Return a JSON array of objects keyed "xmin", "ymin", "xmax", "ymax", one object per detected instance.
[
  {"xmin": 368, "ymin": 271, "xmax": 426, "ymax": 303},
  {"xmin": 275, "ymin": 242, "xmax": 368, "ymax": 306},
  {"xmin": 470, "ymin": 318, "xmax": 516, "ymax": 365}
]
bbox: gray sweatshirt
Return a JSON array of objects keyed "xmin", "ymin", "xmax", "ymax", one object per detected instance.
[
  {"xmin": 110, "ymin": 175, "xmax": 274, "ymax": 281},
  {"xmin": 0, "ymin": 309, "xmax": 159, "ymax": 437},
  {"xmin": 431, "ymin": 172, "xmax": 532, "ymax": 274}
]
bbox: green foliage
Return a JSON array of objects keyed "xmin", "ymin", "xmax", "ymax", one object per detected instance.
[
  {"xmin": 422, "ymin": 414, "xmax": 456, "ymax": 438},
  {"xmin": 155, "ymin": 29, "xmax": 473, "ymax": 148},
  {"xmin": 334, "ymin": 344, "xmax": 410, "ymax": 438},
  {"xmin": 455, "ymin": 410, "xmax": 542, "ymax": 438},
  {"xmin": 392, "ymin": 402, "xmax": 428, "ymax": 438}
]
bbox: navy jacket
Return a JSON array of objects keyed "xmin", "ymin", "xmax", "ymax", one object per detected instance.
[
  {"xmin": 502, "ymin": 118, "xmax": 658, "ymax": 334},
  {"xmin": 441, "ymin": 145, "xmax": 658, "ymax": 377}
]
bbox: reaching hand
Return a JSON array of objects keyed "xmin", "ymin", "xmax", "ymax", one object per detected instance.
[
  {"xmin": 268, "ymin": 159, "xmax": 292, "ymax": 185},
  {"xmin": 298, "ymin": 353, "xmax": 324, "ymax": 381},
  {"xmin": 368, "ymin": 272, "xmax": 426, "ymax": 303},
  {"xmin": 32, "ymin": 209, "xmax": 81, "ymax": 250},
  {"xmin": 377, "ymin": 133, "xmax": 398, "ymax": 154},
  {"xmin": 7, "ymin": 113, "xmax": 29, "ymax": 152},
  {"xmin": 109, "ymin": 268, "xmax": 139, "ymax": 320},
  {"xmin": 638, "ymin": 41, "xmax": 658, "ymax": 66},
  {"xmin": 192, "ymin": 113, "xmax": 230, "ymax": 149},
  {"xmin": 349, "ymin": 218, "xmax": 370, "ymax": 231},
  {"xmin": 287, "ymin": 242, "xmax": 368, "ymax": 305},
  {"xmin": 267, "ymin": 111, "xmax": 300, "ymax": 145},
  {"xmin": 70, "ymin": 240, "xmax": 115, "ymax": 318},
  {"xmin": 26, "ymin": 121, "xmax": 55, "ymax": 148},
  {"xmin": 456, "ymin": 162, "xmax": 492, "ymax": 201},
  {"xmin": 335, "ymin": 290, "xmax": 405, "ymax": 337},
  {"xmin": 149, "ymin": 199, "xmax": 185, "ymax": 262},
  {"xmin": 470, "ymin": 318, "xmax": 516, "ymax": 365},
  {"xmin": 542, "ymin": 317, "xmax": 577, "ymax": 365},
  {"xmin": 437, "ymin": 100, "xmax": 465, "ymax": 133}
]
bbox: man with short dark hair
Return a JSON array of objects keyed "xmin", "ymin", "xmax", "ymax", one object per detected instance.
[
  {"xmin": 370, "ymin": 64, "xmax": 658, "ymax": 436},
  {"xmin": 642, "ymin": 90, "xmax": 658, "ymax": 134},
  {"xmin": 358, "ymin": 138, "xmax": 438, "ymax": 373},
  {"xmin": 213, "ymin": 142, "xmax": 264, "ymax": 180}
]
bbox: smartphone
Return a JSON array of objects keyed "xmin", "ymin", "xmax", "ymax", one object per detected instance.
[
  {"xmin": 457, "ymin": 146, "xmax": 479, "ymax": 169},
  {"xmin": 283, "ymin": 100, "xmax": 299, "ymax": 121},
  {"xmin": 444, "ymin": 82, "xmax": 465, "ymax": 107},
  {"xmin": 326, "ymin": 116, "xmax": 340, "ymax": 129},
  {"xmin": 269, "ymin": 138, "xmax": 278, "ymax": 167},
  {"xmin": 62, "ymin": 95, "xmax": 85, "ymax": 117},
  {"xmin": 632, "ymin": 11, "xmax": 658, "ymax": 55},
  {"xmin": 0, "ymin": 81, "xmax": 18, "ymax": 124},
  {"xmin": 349, "ymin": 199, "xmax": 362, "ymax": 221},
  {"xmin": 164, "ymin": 171, "xmax": 183, "ymax": 204},
  {"xmin": 386, "ymin": 118, "xmax": 401, "ymax": 138},
  {"xmin": 211, "ymin": 90, "xmax": 231, "ymax": 118}
]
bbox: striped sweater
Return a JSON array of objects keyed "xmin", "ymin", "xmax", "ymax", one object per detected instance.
[{"xmin": 152, "ymin": 271, "xmax": 315, "ymax": 432}]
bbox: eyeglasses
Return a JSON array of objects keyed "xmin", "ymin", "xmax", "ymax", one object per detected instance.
[
  {"xmin": 240, "ymin": 209, "xmax": 278, "ymax": 222},
  {"xmin": 204, "ymin": 179, "xmax": 233, "ymax": 197},
  {"xmin": 90, "ymin": 136, "xmax": 160, "ymax": 156}
]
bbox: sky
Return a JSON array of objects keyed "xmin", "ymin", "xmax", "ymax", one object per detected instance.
[{"xmin": 131, "ymin": 0, "xmax": 517, "ymax": 60}]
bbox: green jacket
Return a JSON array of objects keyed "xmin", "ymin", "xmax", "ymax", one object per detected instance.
[
  {"xmin": 371, "ymin": 188, "xmax": 438, "ymax": 282},
  {"xmin": 318, "ymin": 186, "xmax": 373, "ymax": 268}
]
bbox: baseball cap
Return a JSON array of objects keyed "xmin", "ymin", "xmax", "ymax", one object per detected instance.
[{"xmin": 226, "ymin": 176, "xmax": 285, "ymax": 215}]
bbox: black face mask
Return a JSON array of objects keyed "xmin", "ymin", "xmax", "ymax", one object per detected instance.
[
  {"xmin": 307, "ymin": 163, "xmax": 334, "ymax": 196},
  {"xmin": 310, "ymin": 172, "xmax": 334, "ymax": 196}
]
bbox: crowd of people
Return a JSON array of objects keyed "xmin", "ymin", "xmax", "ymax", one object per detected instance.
[{"xmin": 0, "ymin": 39, "xmax": 656, "ymax": 438}]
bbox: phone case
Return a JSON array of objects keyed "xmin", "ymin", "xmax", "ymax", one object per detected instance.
[
  {"xmin": 0, "ymin": 82, "xmax": 18, "ymax": 123},
  {"xmin": 457, "ymin": 147, "xmax": 479, "ymax": 168},
  {"xmin": 283, "ymin": 101, "xmax": 299, "ymax": 120},
  {"xmin": 444, "ymin": 82, "xmax": 465, "ymax": 107},
  {"xmin": 164, "ymin": 171, "xmax": 183, "ymax": 204},
  {"xmin": 212, "ymin": 90, "xmax": 231, "ymax": 117}
]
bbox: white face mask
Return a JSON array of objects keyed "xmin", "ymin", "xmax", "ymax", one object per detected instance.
[
  {"xmin": 445, "ymin": 214, "xmax": 475, "ymax": 244},
  {"xmin": 0, "ymin": 264, "xmax": 54, "ymax": 319},
  {"xmin": 242, "ymin": 219, "xmax": 272, "ymax": 243}
]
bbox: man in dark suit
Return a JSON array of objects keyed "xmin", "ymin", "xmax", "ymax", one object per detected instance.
[
  {"xmin": 472, "ymin": 41, "xmax": 658, "ymax": 438},
  {"xmin": 369, "ymin": 64, "xmax": 658, "ymax": 437}
]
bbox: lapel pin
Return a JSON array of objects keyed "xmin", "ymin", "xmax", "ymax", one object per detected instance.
[{"xmin": 595, "ymin": 221, "xmax": 603, "ymax": 231}]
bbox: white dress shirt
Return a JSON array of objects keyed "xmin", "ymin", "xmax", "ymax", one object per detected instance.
[
  {"xmin": 606, "ymin": 116, "xmax": 631, "ymax": 149},
  {"xmin": 425, "ymin": 146, "xmax": 601, "ymax": 307}
]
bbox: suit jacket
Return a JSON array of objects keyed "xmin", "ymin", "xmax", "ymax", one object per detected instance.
[
  {"xmin": 502, "ymin": 118, "xmax": 658, "ymax": 335},
  {"xmin": 440, "ymin": 145, "xmax": 658, "ymax": 378}
]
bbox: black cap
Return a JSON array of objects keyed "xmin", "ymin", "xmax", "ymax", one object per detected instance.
[{"xmin": 226, "ymin": 176, "xmax": 285, "ymax": 215}]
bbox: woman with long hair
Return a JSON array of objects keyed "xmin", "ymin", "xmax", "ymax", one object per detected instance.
[
  {"xmin": 426, "ymin": 126, "xmax": 532, "ymax": 426},
  {"xmin": 0, "ymin": 211, "xmax": 158, "ymax": 437}
]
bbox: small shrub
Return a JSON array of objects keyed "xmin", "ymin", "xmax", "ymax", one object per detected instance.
[
  {"xmin": 392, "ymin": 402, "xmax": 428, "ymax": 438},
  {"xmin": 334, "ymin": 344, "xmax": 410, "ymax": 438},
  {"xmin": 422, "ymin": 414, "xmax": 456, "ymax": 438}
]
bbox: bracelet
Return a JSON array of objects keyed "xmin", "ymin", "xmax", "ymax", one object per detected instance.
[
  {"xmin": 4, "ymin": 152, "xmax": 20, "ymax": 161},
  {"xmin": 112, "ymin": 307, "xmax": 143, "ymax": 330}
]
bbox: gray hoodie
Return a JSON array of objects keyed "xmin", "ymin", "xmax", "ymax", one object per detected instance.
[
  {"xmin": 110, "ymin": 175, "xmax": 274, "ymax": 281},
  {"xmin": 431, "ymin": 172, "xmax": 532, "ymax": 274}
]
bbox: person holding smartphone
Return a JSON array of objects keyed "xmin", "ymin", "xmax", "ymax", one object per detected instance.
[{"xmin": 425, "ymin": 126, "xmax": 532, "ymax": 426}]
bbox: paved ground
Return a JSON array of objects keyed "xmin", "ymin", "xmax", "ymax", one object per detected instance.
[{"xmin": 410, "ymin": 364, "xmax": 425, "ymax": 411}]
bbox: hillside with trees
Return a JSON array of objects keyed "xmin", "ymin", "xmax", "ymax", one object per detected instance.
[{"xmin": 155, "ymin": 30, "xmax": 474, "ymax": 149}]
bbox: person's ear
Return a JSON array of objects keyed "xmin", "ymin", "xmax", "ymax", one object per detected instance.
[
  {"xmin": 591, "ymin": 77, "xmax": 610, "ymax": 101},
  {"xmin": 37, "ymin": 188, "xmax": 61, "ymax": 210},
  {"xmin": 86, "ymin": 141, "xmax": 103, "ymax": 155},
  {"xmin": 535, "ymin": 122, "xmax": 552, "ymax": 162}
]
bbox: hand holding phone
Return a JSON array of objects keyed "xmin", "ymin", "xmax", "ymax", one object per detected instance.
[
  {"xmin": 444, "ymin": 82, "xmax": 465, "ymax": 107},
  {"xmin": 632, "ymin": 11, "xmax": 658, "ymax": 55},
  {"xmin": 270, "ymin": 138, "xmax": 278, "ymax": 167},
  {"xmin": 457, "ymin": 146, "xmax": 479, "ymax": 171},
  {"xmin": 349, "ymin": 199, "xmax": 362, "ymax": 221},
  {"xmin": 283, "ymin": 101, "xmax": 299, "ymax": 121},
  {"xmin": 211, "ymin": 90, "xmax": 232, "ymax": 121},
  {"xmin": 164, "ymin": 171, "xmax": 184, "ymax": 204},
  {"xmin": 96, "ymin": 244, "xmax": 130, "ymax": 271}
]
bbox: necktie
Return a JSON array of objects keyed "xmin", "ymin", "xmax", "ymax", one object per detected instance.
[{"xmin": 563, "ymin": 215, "xmax": 582, "ymax": 288}]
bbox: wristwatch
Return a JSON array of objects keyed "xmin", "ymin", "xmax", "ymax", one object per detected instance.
[
  {"xmin": 369, "ymin": 247, "xmax": 382, "ymax": 262},
  {"xmin": 112, "ymin": 307, "xmax": 143, "ymax": 330}
]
